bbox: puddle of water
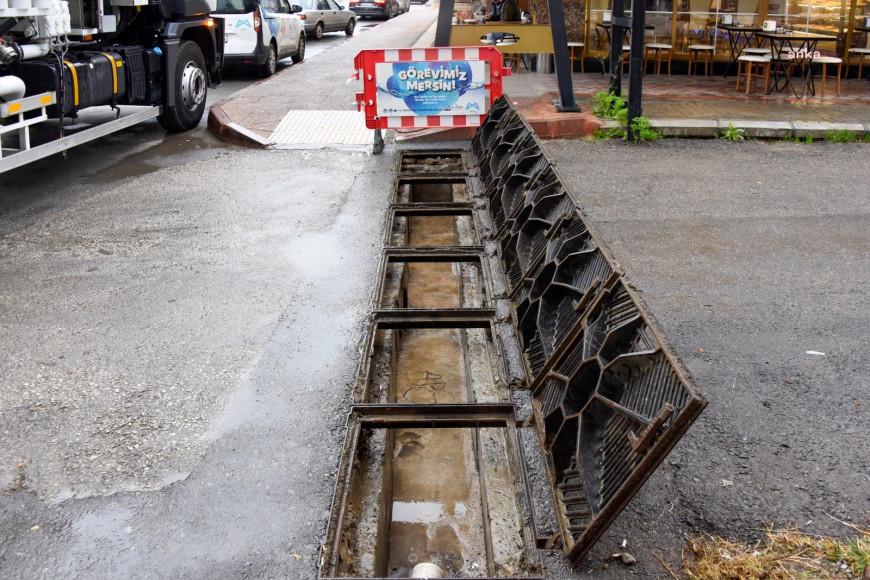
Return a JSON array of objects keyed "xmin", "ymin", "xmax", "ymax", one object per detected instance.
[
  {"xmin": 391, "ymin": 501, "xmax": 445, "ymax": 523},
  {"xmin": 387, "ymin": 428, "xmax": 484, "ymax": 577}
]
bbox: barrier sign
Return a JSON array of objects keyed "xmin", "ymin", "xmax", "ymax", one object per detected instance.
[{"xmin": 353, "ymin": 47, "xmax": 511, "ymax": 130}]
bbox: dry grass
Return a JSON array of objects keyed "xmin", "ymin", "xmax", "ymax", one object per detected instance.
[{"xmin": 683, "ymin": 519, "xmax": 869, "ymax": 580}]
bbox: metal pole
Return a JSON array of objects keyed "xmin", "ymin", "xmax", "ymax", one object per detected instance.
[
  {"xmin": 373, "ymin": 128, "xmax": 384, "ymax": 155},
  {"xmin": 626, "ymin": 0, "xmax": 645, "ymax": 141},
  {"xmin": 609, "ymin": 0, "xmax": 625, "ymax": 96},
  {"xmin": 434, "ymin": 0, "xmax": 456, "ymax": 47},
  {"xmin": 547, "ymin": 0, "xmax": 580, "ymax": 111}
]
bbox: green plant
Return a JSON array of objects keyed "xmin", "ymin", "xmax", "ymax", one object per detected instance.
[
  {"xmin": 722, "ymin": 122, "xmax": 744, "ymax": 142},
  {"xmin": 629, "ymin": 116, "xmax": 661, "ymax": 142},
  {"xmin": 862, "ymin": 133, "xmax": 870, "ymax": 143},
  {"xmin": 592, "ymin": 90, "xmax": 627, "ymax": 120},
  {"xmin": 590, "ymin": 91, "xmax": 659, "ymax": 143},
  {"xmin": 587, "ymin": 127, "xmax": 625, "ymax": 141},
  {"xmin": 780, "ymin": 135, "xmax": 814, "ymax": 144},
  {"xmin": 824, "ymin": 129, "xmax": 856, "ymax": 143}
]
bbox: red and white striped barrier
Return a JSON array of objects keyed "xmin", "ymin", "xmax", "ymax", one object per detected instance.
[{"xmin": 353, "ymin": 46, "xmax": 511, "ymax": 130}]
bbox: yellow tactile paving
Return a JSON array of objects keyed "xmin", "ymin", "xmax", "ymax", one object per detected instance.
[{"xmin": 269, "ymin": 110, "xmax": 373, "ymax": 146}]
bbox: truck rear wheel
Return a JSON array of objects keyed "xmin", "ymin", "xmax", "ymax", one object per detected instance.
[{"xmin": 158, "ymin": 41, "xmax": 208, "ymax": 132}]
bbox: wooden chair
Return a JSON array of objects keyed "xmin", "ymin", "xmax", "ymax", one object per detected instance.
[
  {"xmin": 688, "ymin": 44, "xmax": 715, "ymax": 76},
  {"xmin": 742, "ymin": 47, "xmax": 772, "ymax": 57},
  {"xmin": 813, "ymin": 56, "xmax": 842, "ymax": 96},
  {"xmin": 567, "ymin": 41, "xmax": 585, "ymax": 73},
  {"xmin": 503, "ymin": 53, "xmax": 521, "ymax": 72},
  {"xmin": 644, "ymin": 43, "xmax": 673, "ymax": 75},
  {"xmin": 735, "ymin": 55, "xmax": 771, "ymax": 94},
  {"xmin": 846, "ymin": 47, "xmax": 870, "ymax": 78}
]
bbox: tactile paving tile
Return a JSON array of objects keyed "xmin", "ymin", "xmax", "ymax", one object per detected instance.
[
  {"xmin": 269, "ymin": 110, "xmax": 373, "ymax": 146},
  {"xmin": 413, "ymin": 21, "xmax": 437, "ymax": 48}
]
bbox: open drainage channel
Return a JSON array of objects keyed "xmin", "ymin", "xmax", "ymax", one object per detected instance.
[{"xmin": 321, "ymin": 100, "xmax": 708, "ymax": 579}]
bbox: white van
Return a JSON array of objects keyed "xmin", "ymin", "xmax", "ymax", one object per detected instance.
[{"xmin": 213, "ymin": 0, "xmax": 306, "ymax": 77}]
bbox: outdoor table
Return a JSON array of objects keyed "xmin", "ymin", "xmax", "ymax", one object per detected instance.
[
  {"xmin": 595, "ymin": 22, "xmax": 654, "ymax": 48},
  {"xmin": 718, "ymin": 24, "xmax": 764, "ymax": 77},
  {"xmin": 757, "ymin": 31, "xmax": 837, "ymax": 98}
]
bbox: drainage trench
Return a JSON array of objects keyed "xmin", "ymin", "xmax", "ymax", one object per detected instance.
[
  {"xmin": 326, "ymin": 152, "xmax": 538, "ymax": 579},
  {"xmin": 323, "ymin": 101, "xmax": 708, "ymax": 579}
]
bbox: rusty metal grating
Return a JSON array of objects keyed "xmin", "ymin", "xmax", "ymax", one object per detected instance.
[
  {"xmin": 397, "ymin": 150, "xmax": 468, "ymax": 176},
  {"xmin": 470, "ymin": 96, "xmax": 707, "ymax": 566}
]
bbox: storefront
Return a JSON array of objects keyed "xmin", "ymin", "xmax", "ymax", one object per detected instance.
[{"xmin": 453, "ymin": 0, "xmax": 870, "ymax": 66}]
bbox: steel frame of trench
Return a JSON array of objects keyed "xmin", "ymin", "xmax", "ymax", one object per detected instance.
[{"xmin": 321, "ymin": 149, "xmax": 545, "ymax": 580}]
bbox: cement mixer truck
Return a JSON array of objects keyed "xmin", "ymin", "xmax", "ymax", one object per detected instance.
[{"xmin": 0, "ymin": 0, "xmax": 223, "ymax": 173}]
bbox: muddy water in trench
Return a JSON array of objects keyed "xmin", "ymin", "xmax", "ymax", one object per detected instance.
[{"xmin": 386, "ymin": 206, "xmax": 485, "ymax": 576}]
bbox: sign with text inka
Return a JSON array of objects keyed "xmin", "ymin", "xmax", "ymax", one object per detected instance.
[{"xmin": 375, "ymin": 61, "xmax": 487, "ymax": 118}]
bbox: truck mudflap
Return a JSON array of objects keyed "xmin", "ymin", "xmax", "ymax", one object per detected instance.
[{"xmin": 0, "ymin": 104, "xmax": 160, "ymax": 174}]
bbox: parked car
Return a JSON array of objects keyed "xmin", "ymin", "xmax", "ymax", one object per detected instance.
[
  {"xmin": 212, "ymin": 0, "xmax": 306, "ymax": 77},
  {"xmin": 297, "ymin": 0, "xmax": 357, "ymax": 39},
  {"xmin": 348, "ymin": 0, "xmax": 406, "ymax": 19}
]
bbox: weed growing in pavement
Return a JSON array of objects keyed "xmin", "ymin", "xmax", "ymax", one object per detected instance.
[
  {"xmin": 721, "ymin": 122, "xmax": 744, "ymax": 141},
  {"xmin": 592, "ymin": 91, "xmax": 627, "ymax": 120},
  {"xmin": 683, "ymin": 519, "xmax": 869, "ymax": 580},
  {"xmin": 590, "ymin": 92, "xmax": 660, "ymax": 142},
  {"xmin": 863, "ymin": 133, "xmax": 870, "ymax": 143},
  {"xmin": 824, "ymin": 129, "xmax": 856, "ymax": 143},
  {"xmin": 780, "ymin": 135, "xmax": 813, "ymax": 144},
  {"xmin": 630, "ymin": 116, "xmax": 661, "ymax": 142}
]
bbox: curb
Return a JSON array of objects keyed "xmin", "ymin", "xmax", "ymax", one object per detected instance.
[
  {"xmin": 650, "ymin": 118, "xmax": 870, "ymax": 139},
  {"xmin": 208, "ymin": 99, "xmax": 273, "ymax": 149}
]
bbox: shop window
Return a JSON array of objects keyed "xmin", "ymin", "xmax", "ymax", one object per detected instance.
[{"xmin": 766, "ymin": 0, "xmax": 841, "ymax": 53}]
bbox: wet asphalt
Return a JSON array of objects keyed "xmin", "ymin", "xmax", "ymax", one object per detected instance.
[{"xmin": 1, "ymin": 147, "xmax": 396, "ymax": 577}]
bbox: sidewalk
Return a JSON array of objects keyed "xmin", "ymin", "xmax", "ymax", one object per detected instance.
[{"xmin": 208, "ymin": 7, "xmax": 870, "ymax": 145}]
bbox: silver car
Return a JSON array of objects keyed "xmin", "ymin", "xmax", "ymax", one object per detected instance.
[{"xmin": 297, "ymin": 0, "xmax": 357, "ymax": 39}]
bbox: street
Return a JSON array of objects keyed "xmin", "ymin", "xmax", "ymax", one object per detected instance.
[
  {"xmin": 1, "ymin": 3, "xmax": 869, "ymax": 578},
  {"xmin": 0, "ymin": 14, "xmax": 385, "ymax": 235}
]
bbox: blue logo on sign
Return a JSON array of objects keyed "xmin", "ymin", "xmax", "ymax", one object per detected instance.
[
  {"xmin": 236, "ymin": 18, "xmax": 252, "ymax": 28},
  {"xmin": 466, "ymin": 102, "xmax": 480, "ymax": 112}
]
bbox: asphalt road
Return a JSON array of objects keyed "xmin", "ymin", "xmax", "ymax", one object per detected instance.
[
  {"xmin": 4, "ymin": 134, "xmax": 868, "ymax": 579},
  {"xmin": 0, "ymin": 146, "xmax": 396, "ymax": 577}
]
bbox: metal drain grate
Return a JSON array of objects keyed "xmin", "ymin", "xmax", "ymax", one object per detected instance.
[
  {"xmin": 471, "ymin": 96, "xmax": 708, "ymax": 566},
  {"xmin": 269, "ymin": 110, "xmax": 372, "ymax": 146}
]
